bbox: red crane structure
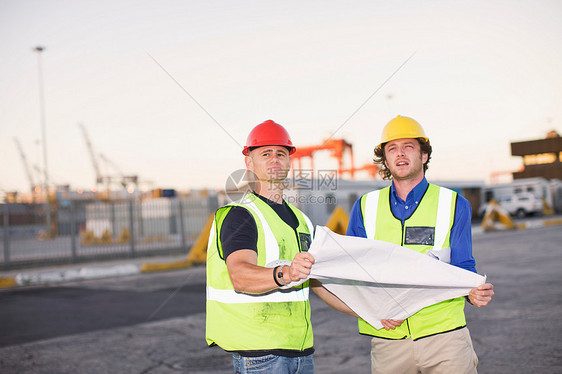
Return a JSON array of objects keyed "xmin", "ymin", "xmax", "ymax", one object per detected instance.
[{"xmin": 291, "ymin": 138, "xmax": 378, "ymax": 180}]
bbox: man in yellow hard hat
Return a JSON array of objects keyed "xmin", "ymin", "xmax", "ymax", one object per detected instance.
[
  {"xmin": 347, "ymin": 115, "xmax": 494, "ymax": 374},
  {"xmin": 206, "ymin": 120, "xmax": 355, "ymax": 374}
]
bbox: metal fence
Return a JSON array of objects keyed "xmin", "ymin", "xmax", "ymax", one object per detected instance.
[{"xmin": 0, "ymin": 195, "xmax": 218, "ymax": 270}]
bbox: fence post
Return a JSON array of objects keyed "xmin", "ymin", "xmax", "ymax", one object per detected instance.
[
  {"xmin": 178, "ymin": 199, "xmax": 186, "ymax": 251},
  {"xmin": 129, "ymin": 199, "xmax": 136, "ymax": 257},
  {"xmin": 3, "ymin": 204, "xmax": 10, "ymax": 268},
  {"xmin": 139, "ymin": 197, "xmax": 144, "ymax": 237},
  {"xmin": 111, "ymin": 202, "xmax": 116, "ymax": 238},
  {"xmin": 70, "ymin": 199, "xmax": 77, "ymax": 263}
]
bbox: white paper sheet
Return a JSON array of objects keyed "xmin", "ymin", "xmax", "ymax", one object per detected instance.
[{"xmin": 308, "ymin": 226, "xmax": 486, "ymax": 329}]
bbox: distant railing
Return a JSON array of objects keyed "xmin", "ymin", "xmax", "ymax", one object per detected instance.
[{"xmin": 0, "ymin": 195, "xmax": 218, "ymax": 270}]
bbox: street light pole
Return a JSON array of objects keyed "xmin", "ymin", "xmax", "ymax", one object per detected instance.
[{"xmin": 34, "ymin": 46, "xmax": 52, "ymax": 237}]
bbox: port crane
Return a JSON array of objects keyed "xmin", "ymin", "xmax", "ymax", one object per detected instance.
[
  {"xmin": 291, "ymin": 138, "xmax": 379, "ymax": 180},
  {"xmin": 78, "ymin": 123, "xmax": 139, "ymax": 193},
  {"xmin": 13, "ymin": 137, "xmax": 36, "ymax": 193}
]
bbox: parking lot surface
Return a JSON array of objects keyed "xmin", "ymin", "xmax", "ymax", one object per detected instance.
[{"xmin": 1, "ymin": 224, "xmax": 561, "ymax": 373}]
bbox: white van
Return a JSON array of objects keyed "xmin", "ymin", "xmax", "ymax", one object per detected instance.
[{"xmin": 479, "ymin": 192, "xmax": 543, "ymax": 218}]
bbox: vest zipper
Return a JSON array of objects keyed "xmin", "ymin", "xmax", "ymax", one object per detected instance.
[
  {"xmin": 293, "ymin": 226, "xmax": 311, "ymax": 351},
  {"xmin": 401, "ymin": 219, "xmax": 413, "ymax": 338},
  {"xmin": 294, "ymin": 230, "xmax": 302, "ymax": 252}
]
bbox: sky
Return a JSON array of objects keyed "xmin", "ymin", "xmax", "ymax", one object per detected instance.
[{"xmin": 1, "ymin": 0, "xmax": 561, "ymax": 194}]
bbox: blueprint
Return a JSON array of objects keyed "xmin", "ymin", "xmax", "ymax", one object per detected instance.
[{"xmin": 307, "ymin": 226, "xmax": 486, "ymax": 329}]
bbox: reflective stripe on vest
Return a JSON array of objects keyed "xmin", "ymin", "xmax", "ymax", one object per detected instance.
[
  {"xmin": 363, "ymin": 189, "xmax": 380, "ymax": 240},
  {"xmin": 431, "ymin": 187, "xmax": 453, "ymax": 262},
  {"xmin": 207, "ymin": 285, "xmax": 309, "ymax": 303}
]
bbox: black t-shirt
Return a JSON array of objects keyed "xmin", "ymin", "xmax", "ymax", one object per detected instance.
[{"xmin": 220, "ymin": 193, "xmax": 299, "ymax": 260}]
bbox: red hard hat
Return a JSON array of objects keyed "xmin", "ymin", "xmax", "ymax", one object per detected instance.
[{"xmin": 242, "ymin": 120, "xmax": 296, "ymax": 156}]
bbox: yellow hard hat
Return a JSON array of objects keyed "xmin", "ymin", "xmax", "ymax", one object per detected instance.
[{"xmin": 379, "ymin": 115, "xmax": 428, "ymax": 148}]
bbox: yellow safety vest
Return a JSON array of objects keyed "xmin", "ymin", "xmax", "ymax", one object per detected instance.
[
  {"xmin": 206, "ymin": 192, "xmax": 315, "ymax": 351},
  {"xmin": 358, "ymin": 184, "xmax": 466, "ymax": 340}
]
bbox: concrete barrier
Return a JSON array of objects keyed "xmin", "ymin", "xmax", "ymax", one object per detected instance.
[{"xmin": 0, "ymin": 264, "xmax": 140, "ymax": 288}]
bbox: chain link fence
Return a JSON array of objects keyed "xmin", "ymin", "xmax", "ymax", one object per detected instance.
[{"xmin": 0, "ymin": 195, "xmax": 218, "ymax": 270}]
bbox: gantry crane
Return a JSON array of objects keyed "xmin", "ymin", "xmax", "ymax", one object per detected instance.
[
  {"xmin": 79, "ymin": 123, "xmax": 139, "ymax": 194},
  {"xmin": 291, "ymin": 138, "xmax": 379, "ymax": 180},
  {"xmin": 292, "ymin": 138, "xmax": 355, "ymax": 179}
]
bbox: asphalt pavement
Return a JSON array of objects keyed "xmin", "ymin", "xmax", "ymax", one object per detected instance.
[{"xmin": 1, "ymin": 223, "xmax": 561, "ymax": 373}]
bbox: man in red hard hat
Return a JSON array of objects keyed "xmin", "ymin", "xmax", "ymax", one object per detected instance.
[{"xmin": 206, "ymin": 120, "xmax": 354, "ymax": 373}]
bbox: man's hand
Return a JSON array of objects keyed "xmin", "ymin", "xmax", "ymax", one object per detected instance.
[
  {"xmin": 286, "ymin": 252, "xmax": 315, "ymax": 282},
  {"xmin": 380, "ymin": 319, "xmax": 404, "ymax": 330},
  {"xmin": 468, "ymin": 283, "xmax": 494, "ymax": 307}
]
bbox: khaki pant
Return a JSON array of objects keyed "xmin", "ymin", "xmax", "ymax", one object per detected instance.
[{"xmin": 370, "ymin": 328, "xmax": 478, "ymax": 374}]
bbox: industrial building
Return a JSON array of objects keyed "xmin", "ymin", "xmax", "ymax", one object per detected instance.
[
  {"xmin": 479, "ymin": 131, "xmax": 562, "ymax": 213},
  {"xmin": 511, "ymin": 130, "xmax": 562, "ymax": 180}
]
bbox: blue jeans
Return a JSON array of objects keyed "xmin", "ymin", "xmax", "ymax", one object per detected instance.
[{"xmin": 232, "ymin": 353, "xmax": 314, "ymax": 374}]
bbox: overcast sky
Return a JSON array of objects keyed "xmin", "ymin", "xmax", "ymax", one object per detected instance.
[{"xmin": 1, "ymin": 0, "xmax": 561, "ymax": 193}]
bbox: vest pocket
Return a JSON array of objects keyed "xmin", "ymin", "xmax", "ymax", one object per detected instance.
[
  {"xmin": 404, "ymin": 226, "xmax": 435, "ymax": 245},
  {"xmin": 299, "ymin": 233, "xmax": 312, "ymax": 252}
]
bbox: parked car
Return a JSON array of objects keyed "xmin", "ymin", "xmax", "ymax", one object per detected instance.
[{"xmin": 478, "ymin": 192, "xmax": 543, "ymax": 218}]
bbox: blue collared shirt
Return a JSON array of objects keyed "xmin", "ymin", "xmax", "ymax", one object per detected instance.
[{"xmin": 347, "ymin": 177, "xmax": 476, "ymax": 273}]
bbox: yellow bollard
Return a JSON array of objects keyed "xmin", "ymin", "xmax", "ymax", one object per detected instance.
[
  {"xmin": 481, "ymin": 199, "xmax": 515, "ymax": 231},
  {"xmin": 325, "ymin": 206, "xmax": 350, "ymax": 235},
  {"xmin": 186, "ymin": 213, "xmax": 215, "ymax": 264}
]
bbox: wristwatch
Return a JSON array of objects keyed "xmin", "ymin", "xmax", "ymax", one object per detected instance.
[{"xmin": 276, "ymin": 266, "xmax": 286, "ymax": 285}]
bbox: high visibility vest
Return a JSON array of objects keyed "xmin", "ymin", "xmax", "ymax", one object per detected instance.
[
  {"xmin": 358, "ymin": 184, "xmax": 467, "ymax": 340},
  {"xmin": 206, "ymin": 193, "xmax": 315, "ymax": 351}
]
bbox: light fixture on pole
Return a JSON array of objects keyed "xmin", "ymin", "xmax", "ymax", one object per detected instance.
[{"xmin": 34, "ymin": 45, "xmax": 52, "ymax": 237}]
